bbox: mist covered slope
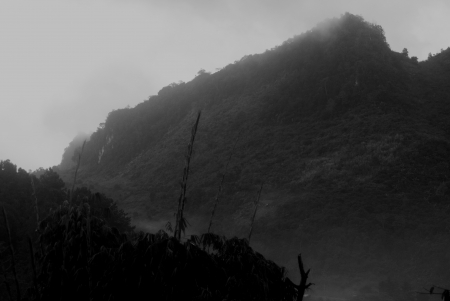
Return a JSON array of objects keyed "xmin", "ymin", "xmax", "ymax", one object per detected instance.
[
  {"xmin": 59, "ymin": 132, "xmax": 91, "ymax": 170},
  {"xmin": 58, "ymin": 13, "xmax": 450, "ymax": 291}
]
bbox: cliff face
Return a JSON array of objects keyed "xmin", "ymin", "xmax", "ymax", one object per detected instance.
[{"xmin": 58, "ymin": 13, "xmax": 450, "ymax": 287}]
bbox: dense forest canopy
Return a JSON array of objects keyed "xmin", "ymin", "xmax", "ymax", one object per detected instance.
[{"xmin": 74, "ymin": 14, "xmax": 397, "ymax": 170}]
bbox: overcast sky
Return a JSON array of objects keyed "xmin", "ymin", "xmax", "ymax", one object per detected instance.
[{"xmin": 1, "ymin": 0, "xmax": 449, "ymax": 171}]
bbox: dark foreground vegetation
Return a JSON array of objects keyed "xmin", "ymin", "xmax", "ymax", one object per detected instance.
[
  {"xmin": 27, "ymin": 205, "xmax": 296, "ymax": 300},
  {"xmin": 1, "ymin": 159, "xmax": 309, "ymax": 300}
]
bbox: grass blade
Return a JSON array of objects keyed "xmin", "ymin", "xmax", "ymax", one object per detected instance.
[
  {"xmin": 27, "ymin": 236, "xmax": 40, "ymax": 299},
  {"xmin": 30, "ymin": 177, "xmax": 40, "ymax": 231},
  {"xmin": 2, "ymin": 207, "xmax": 20, "ymax": 301}
]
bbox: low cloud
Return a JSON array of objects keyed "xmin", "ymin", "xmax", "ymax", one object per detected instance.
[{"xmin": 43, "ymin": 62, "xmax": 152, "ymax": 137}]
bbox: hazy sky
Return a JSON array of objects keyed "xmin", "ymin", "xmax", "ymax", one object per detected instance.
[{"xmin": 1, "ymin": 0, "xmax": 449, "ymax": 171}]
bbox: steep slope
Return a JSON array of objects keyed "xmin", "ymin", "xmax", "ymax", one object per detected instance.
[{"xmin": 58, "ymin": 13, "xmax": 450, "ymax": 292}]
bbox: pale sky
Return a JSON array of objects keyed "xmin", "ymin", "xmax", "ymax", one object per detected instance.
[{"xmin": 1, "ymin": 0, "xmax": 449, "ymax": 171}]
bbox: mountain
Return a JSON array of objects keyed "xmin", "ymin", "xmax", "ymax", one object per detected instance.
[{"xmin": 57, "ymin": 13, "xmax": 450, "ymax": 296}]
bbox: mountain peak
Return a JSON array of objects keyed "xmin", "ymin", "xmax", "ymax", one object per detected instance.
[{"xmin": 57, "ymin": 13, "xmax": 450, "ymax": 287}]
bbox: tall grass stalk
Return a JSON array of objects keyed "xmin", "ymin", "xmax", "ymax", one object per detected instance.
[
  {"xmin": 30, "ymin": 178, "xmax": 39, "ymax": 230},
  {"xmin": 27, "ymin": 236, "xmax": 39, "ymax": 299},
  {"xmin": 87, "ymin": 206, "xmax": 91, "ymax": 257},
  {"xmin": 248, "ymin": 182, "xmax": 264, "ymax": 243},
  {"xmin": 1, "ymin": 207, "xmax": 20, "ymax": 301},
  {"xmin": 207, "ymin": 131, "xmax": 240, "ymax": 233},
  {"xmin": 174, "ymin": 111, "xmax": 201, "ymax": 241},
  {"xmin": 70, "ymin": 140, "xmax": 86, "ymax": 203}
]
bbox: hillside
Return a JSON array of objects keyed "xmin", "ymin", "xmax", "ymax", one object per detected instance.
[{"xmin": 57, "ymin": 13, "xmax": 450, "ymax": 295}]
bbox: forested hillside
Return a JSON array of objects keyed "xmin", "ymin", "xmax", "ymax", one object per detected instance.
[{"xmin": 58, "ymin": 13, "xmax": 450, "ymax": 295}]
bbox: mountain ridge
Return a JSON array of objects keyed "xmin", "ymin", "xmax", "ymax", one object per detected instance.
[{"xmin": 56, "ymin": 13, "xmax": 450, "ymax": 291}]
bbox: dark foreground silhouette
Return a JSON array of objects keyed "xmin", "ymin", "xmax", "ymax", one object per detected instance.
[{"xmin": 9, "ymin": 201, "xmax": 307, "ymax": 301}]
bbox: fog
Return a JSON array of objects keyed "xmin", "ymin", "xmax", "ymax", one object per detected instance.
[{"xmin": 1, "ymin": 0, "xmax": 449, "ymax": 171}]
